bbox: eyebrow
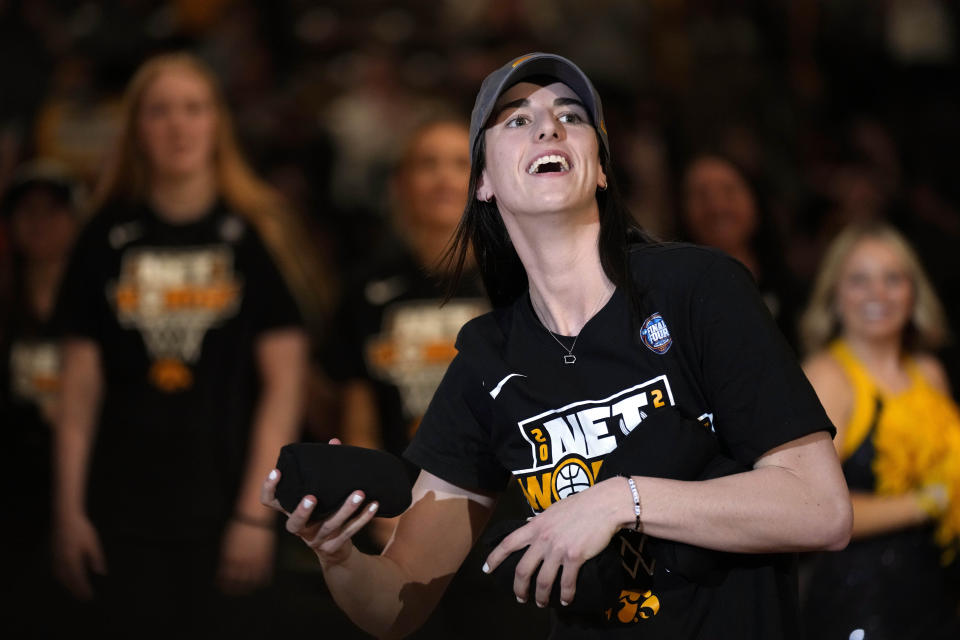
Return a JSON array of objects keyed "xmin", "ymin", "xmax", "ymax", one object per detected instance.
[{"xmin": 493, "ymin": 96, "xmax": 587, "ymax": 118}]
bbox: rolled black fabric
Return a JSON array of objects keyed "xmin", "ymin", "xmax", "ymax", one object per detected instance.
[
  {"xmin": 274, "ymin": 443, "xmax": 413, "ymax": 521},
  {"xmin": 596, "ymin": 409, "xmax": 745, "ymax": 584},
  {"xmin": 478, "ymin": 518, "xmax": 625, "ymax": 613}
]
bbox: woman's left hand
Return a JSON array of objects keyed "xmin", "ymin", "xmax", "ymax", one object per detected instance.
[
  {"xmin": 217, "ymin": 519, "xmax": 277, "ymax": 595},
  {"xmin": 483, "ymin": 477, "xmax": 627, "ymax": 607}
]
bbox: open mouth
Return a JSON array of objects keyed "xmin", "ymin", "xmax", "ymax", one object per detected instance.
[{"xmin": 527, "ymin": 154, "xmax": 571, "ymax": 175}]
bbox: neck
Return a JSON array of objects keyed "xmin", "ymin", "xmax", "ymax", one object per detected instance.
[
  {"xmin": 24, "ymin": 259, "xmax": 67, "ymax": 321},
  {"xmin": 842, "ymin": 332, "xmax": 905, "ymax": 372},
  {"xmin": 501, "ymin": 204, "xmax": 613, "ymax": 335},
  {"xmin": 148, "ymin": 169, "xmax": 217, "ymax": 224}
]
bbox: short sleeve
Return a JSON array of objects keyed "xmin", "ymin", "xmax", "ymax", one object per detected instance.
[
  {"xmin": 51, "ymin": 222, "xmax": 110, "ymax": 341},
  {"xmin": 404, "ymin": 350, "xmax": 510, "ymax": 492},
  {"xmin": 241, "ymin": 232, "xmax": 304, "ymax": 334},
  {"xmin": 691, "ymin": 253, "xmax": 834, "ymax": 466}
]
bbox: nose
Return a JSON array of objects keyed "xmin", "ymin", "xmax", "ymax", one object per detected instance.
[{"xmin": 536, "ymin": 114, "xmax": 562, "ymax": 141}]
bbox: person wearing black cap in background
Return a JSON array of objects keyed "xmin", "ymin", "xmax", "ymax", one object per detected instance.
[
  {"xmin": 261, "ymin": 53, "xmax": 853, "ymax": 639},
  {"xmin": 0, "ymin": 158, "xmax": 82, "ymax": 635}
]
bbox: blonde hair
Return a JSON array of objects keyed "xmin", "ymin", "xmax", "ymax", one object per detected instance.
[
  {"xmin": 800, "ymin": 222, "xmax": 949, "ymax": 355},
  {"xmin": 90, "ymin": 52, "xmax": 332, "ymax": 335}
]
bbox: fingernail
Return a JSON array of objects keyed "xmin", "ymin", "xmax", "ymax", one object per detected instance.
[
  {"xmin": 368, "ymin": 503, "xmax": 378, "ymax": 513},
  {"xmin": 516, "ymin": 596, "xmax": 526, "ymax": 604},
  {"xmin": 536, "ymin": 601, "xmax": 545, "ymax": 609},
  {"xmin": 352, "ymin": 494, "xmax": 363, "ymax": 505},
  {"xmin": 302, "ymin": 498, "xmax": 314, "ymax": 509},
  {"xmin": 268, "ymin": 470, "xmax": 278, "ymax": 481},
  {"xmin": 481, "ymin": 562, "xmax": 490, "ymax": 574},
  {"xmin": 561, "ymin": 600, "xmax": 569, "ymax": 607}
]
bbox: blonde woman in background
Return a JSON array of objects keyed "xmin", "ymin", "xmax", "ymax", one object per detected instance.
[
  {"xmin": 51, "ymin": 53, "xmax": 323, "ymax": 637},
  {"xmin": 799, "ymin": 222, "xmax": 960, "ymax": 639}
]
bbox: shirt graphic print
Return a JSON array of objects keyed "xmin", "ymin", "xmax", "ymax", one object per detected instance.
[{"xmin": 110, "ymin": 246, "xmax": 242, "ymax": 392}]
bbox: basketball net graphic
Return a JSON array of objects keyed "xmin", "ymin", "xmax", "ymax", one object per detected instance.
[
  {"xmin": 365, "ymin": 299, "xmax": 488, "ymax": 422},
  {"xmin": 111, "ymin": 246, "xmax": 242, "ymax": 392}
]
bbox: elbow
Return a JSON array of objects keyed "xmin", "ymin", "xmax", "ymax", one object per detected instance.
[{"xmin": 819, "ymin": 491, "xmax": 853, "ymax": 551}]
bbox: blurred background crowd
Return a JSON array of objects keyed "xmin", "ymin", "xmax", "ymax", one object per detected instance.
[{"xmin": 1, "ymin": 0, "xmax": 959, "ymax": 638}]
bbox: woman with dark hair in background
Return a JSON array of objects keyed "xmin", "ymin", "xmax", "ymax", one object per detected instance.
[
  {"xmin": 0, "ymin": 159, "xmax": 80, "ymax": 636},
  {"xmin": 799, "ymin": 222, "xmax": 960, "ymax": 639},
  {"xmin": 679, "ymin": 151, "xmax": 804, "ymax": 349},
  {"xmin": 260, "ymin": 53, "xmax": 851, "ymax": 639},
  {"xmin": 50, "ymin": 52, "xmax": 321, "ymax": 636}
]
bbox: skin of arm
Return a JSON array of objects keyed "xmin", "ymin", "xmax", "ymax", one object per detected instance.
[
  {"xmin": 803, "ymin": 352, "xmax": 933, "ymax": 540},
  {"xmin": 218, "ymin": 328, "xmax": 308, "ymax": 593},
  {"xmin": 339, "ymin": 378, "xmax": 399, "ymax": 548},
  {"xmin": 263, "ymin": 468, "xmax": 495, "ymax": 640},
  {"xmin": 485, "ymin": 430, "xmax": 853, "ymax": 607},
  {"xmin": 52, "ymin": 338, "xmax": 107, "ymax": 599}
]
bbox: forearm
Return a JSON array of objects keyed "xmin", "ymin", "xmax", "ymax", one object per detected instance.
[
  {"xmin": 849, "ymin": 490, "xmax": 930, "ymax": 539},
  {"xmin": 53, "ymin": 341, "xmax": 102, "ymax": 520},
  {"xmin": 321, "ymin": 547, "xmax": 435, "ymax": 639},
  {"xmin": 235, "ymin": 329, "xmax": 309, "ymax": 521},
  {"xmin": 340, "ymin": 379, "xmax": 383, "ymax": 450},
  {"xmin": 618, "ymin": 465, "xmax": 849, "ymax": 553},
  {"xmin": 235, "ymin": 379, "xmax": 304, "ymax": 522}
]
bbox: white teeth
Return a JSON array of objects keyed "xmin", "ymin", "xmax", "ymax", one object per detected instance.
[{"xmin": 527, "ymin": 154, "xmax": 570, "ymax": 174}]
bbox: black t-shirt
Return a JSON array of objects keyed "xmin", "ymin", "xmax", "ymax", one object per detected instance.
[
  {"xmin": 53, "ymin": 201, "xmax": 302, "ymax": 540},
  {"xmin": 1, "ymin": 308, "xmax": 59, "ymax": 538},
  {"xmin": 324, "ymin": 246, "xmax": 487, "ymax": 456},
  {"xmin": 406, "ymin": 243, "xmax": 835, "ymax": 639}
]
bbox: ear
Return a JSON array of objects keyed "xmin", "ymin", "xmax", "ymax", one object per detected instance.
[
  {"xmin": 597, "ymin": 162, "xmax": 608, "ymax": 190},
  {"xmin": 477, "ymin": 169, "xmax": 494, "ymax": 202}
]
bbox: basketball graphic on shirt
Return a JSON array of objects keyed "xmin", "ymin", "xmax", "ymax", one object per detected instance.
[
  {"xmin": 552, "ymin": 456, "xmax": 594, "ymax": 500},
  {"xmin": 110, "ymin": 246, "xmax": 242, "ymax": 391}
]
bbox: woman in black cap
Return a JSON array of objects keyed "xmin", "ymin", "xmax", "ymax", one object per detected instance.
[
  {"xmin": 1, "ymin": 158, "xmax": 81, "ymax": 635},
  {"xmin": 263, "ymin": 53, "xmax": 852, "ymax": 639}
]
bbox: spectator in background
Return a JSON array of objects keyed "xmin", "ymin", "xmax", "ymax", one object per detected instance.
[
  {"xmin": 326, "ymin": 118, "xmax": 486, "ymax": 471},
  {"xmin": 799, "ymin": 222, "xmax": 960, "ymax": 639},
  {"xmin": 321, "ymin": 117, "xmax": 546, "ymax": 638},
  {"xmin": 50, "ymin": 52, "xmax": 314, "ymax": 637},
  {"xmin": 0, "ymin": 158, "xmax": 81, "ymax": 636},
  {"xmin": 680, "ymin": 151, "xmax": 803, "ymax": 349}
]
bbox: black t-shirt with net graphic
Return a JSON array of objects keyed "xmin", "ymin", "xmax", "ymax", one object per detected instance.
[
  {"xmin": 405, "ymin": 243, "xmax": 835, "ymax": 639},
  {"xmin": 53, "ymin": 201, "xmax": 302, "ymax": 540}
]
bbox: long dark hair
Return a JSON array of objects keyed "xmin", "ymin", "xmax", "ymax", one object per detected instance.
[{"xmin": 440, "ymin": 125, "xmax": 654, "ymax": 308}]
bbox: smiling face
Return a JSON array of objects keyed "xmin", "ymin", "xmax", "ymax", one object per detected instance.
[
  {"xmin": 835, "ymin": 237, "xmax": 914, "ymax": 343},
  {"xmin": 137, "ymin": 65, "xmax": 218, "ymax": 181},
  {"xmin": 477, "ymin": 81, "xmax": 606, "ymax": 219},
  {"xmin": 395, "ymin": 122, "xmax": 471, "ymax": 230}
]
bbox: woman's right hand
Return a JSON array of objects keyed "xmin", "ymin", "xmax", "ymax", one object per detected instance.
[
  {"xmin": 52, "ymin": 513, "xmax": 107, "ymax": 601},
  {"xmin": 260, "ymin": 438, "xmax": 380, "ymax": 566}
]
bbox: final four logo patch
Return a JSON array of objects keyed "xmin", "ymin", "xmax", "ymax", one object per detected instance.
[{"xmin": 640, "ymin": 313, "xmax": 672, "ymax": 354}]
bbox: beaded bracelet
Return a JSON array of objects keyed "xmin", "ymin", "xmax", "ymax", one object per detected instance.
[{"xmin": 626, "ymin": 477, "xmax": 642, "ymax": 531}]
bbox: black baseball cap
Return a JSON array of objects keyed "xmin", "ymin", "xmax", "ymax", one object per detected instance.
[
  {"xmin": 469, "ymin": 52, "xmax": 609, "ymax": 167},
  {"xmin": 1, "ymin": 158, "xmax": 81, "ymax": 218}
]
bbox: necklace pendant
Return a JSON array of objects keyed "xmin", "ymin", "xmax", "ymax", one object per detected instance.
[{"xmin": 563, "ymin": 354, "xmax": 577, "ymax": 364}]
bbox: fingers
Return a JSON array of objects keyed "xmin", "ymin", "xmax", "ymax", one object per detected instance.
[
  {"xmin": 312, "ymin": 501, "xmax": 379, "ymax": 554},
  {"xmin": 328, "ymin": 437, "xmax": 341, "ymax": 445},
  {"xmin": 530, "ymin": 552, "xmax": 561, "ymax": 607},
  {"xmin": 58, "ymin": 550, "xmax": 95, "ymax": 601},
  {"xmin": 87, "ymin": 537, "xmax": 108, "ymax": 576},
  {"xmin": 483, "ymin": 524, "xmax": 531, "ymax": 575},
  {"xmin": 260, "ymin": 469, "xmax": 287, "ymax": 512},
  {"xmin": 558, "ymin": 559, "xmax": 580, "ymax": 607},
  {"xmin": 511, "ymin": 544, "xmax": 542, "ymax": 604}
]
